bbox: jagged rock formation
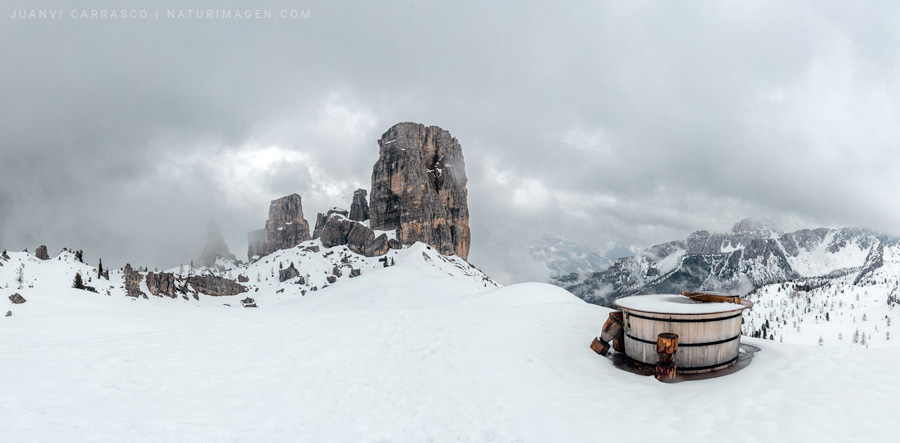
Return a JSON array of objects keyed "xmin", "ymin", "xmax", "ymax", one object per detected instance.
[
  {"xmin": 248, "ymin": 194, "xmax": 311, "ymax": 260},
  {"xmin": 8, "ymin": 293, "xmax": 26, "ymax": 304},
  {"xmin": 279, "ymin": 263, "xmax": 300, "ymax": 282},
  {"xmin": 313, "ymin": 208, "xmax": 351, "ymax": 241},
  {"xmin": 123, "ymin": 264, "xmax": 145, "ymax": 298},
  {"xmin": 561, "ymin": 219, "xmax": 897, "ymax": 306},
  {"xmin": 369, "ymin": 122, "xmax": 471, "ymax": 260},
  {"xmin": 146, "ymin": 272, "xmax": 178, "ymax": 298},
  {"xmin": 240, "ymin": 123, "xmax": 471, "ymax": 262},
  {"xmin": 349, "ymin": 189, "xmax": 369, "ymax": 221},
  {"xmin": 314, "ymin": 211, "xmax": 400, "ymax": 257},
  {"xmin": 34, "ymin": 245, "xmax": 50, "ymax": 260},
  {"xmin": 199, "ymin": 222, "xmax": 237, "ymax": 268},
  {"xmin": 188, "ymin": 274, "xmax": 247, "ymax": 296}
]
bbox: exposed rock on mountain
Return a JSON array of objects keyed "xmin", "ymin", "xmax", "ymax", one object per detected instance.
[
  {"xmin": 187, "ymin": 274, "xmax": 247, "ymax": 297},
  {"xmin": 248, "ymin": 194, "xmax": 312, "ymax": 260},
  {"xmin": 8, "ymin": 293, "xmax": 26, "ymax": 304},
  {"xmin": 34, "ymin": 245, "xmax": 50, "ymax": 260},
  {"xmin": 279, "ymin": 263, "xmax": 300, "ymax": 282},
  {"xmin": 562, "ymin": 219, "xmax": 897, "ymax": 305},
  {"xmin": 123, "ymin": 264, "xmax": 145, "ymax": 298},
  {"xmin": 316, "ymin": 213, "xmax": 353, "ymax": 247},
  {"xmin": 313, "ymin": 210, "xmax": 401, "ymax": 257},
  {"xmin": 313, "ymin": 208, "xmax": 351, "ymax": 241},
  {"xmin": 199, "ymin": 222, "xmax": 237, "ymax": 268},
  {"xmin": 369, "ymin": 122, "xmax": 470, "ymax": 260},
  {"xmin": 146, "ymin": 272, "xmax": 178, "ymax": 298},
  {"xmin": 854, "ymin": 242, "xmax": 885, "ymax": 286},
  {"xmin": 349, "ymin": 189, "xmax": 369, "ymax": 222}
]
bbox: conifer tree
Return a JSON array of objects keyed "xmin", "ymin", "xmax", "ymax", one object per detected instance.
[
  {"xmin": 73, "ymin": 272, "xmax": 85, "ymax": 290},
  {"xmin": 16, "ymin": 264, "xmax": 25, "ymax": 289}
]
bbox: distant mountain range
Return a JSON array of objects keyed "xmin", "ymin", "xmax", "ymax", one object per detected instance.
[
  {"xmin": 535, "ymin": 218, "xmax": 900, "ymax": 347},
  {"xmin": 550, "ymin": 218, "xmax": 896, "ymax": 305}
]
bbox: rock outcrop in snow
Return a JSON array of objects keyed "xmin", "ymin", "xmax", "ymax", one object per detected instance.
[
  {"xmin": 369, "ymin": 122, "xmax": 471, "ymax": 260},
  {"xmin": 123, "ymin": 264, "xmax": 145, "ymax": 298},
  {"xmin": 34, "ymin": 245, "xmax": 50, "ymax": 260},
  {"xmin": 146, "ymin": 271, "xmax": 178, "ymax": 298},
  {"xmin": 248, "ymin": 194, "xmax": 312, "ymax": 260},
  {"xmin": 313, "ymin": 210, "xmax": 400, "ymax": 257},
  {"xmin": 349, "ymin": 189, "xmax": 369, "ymax": 222},
  {"xmin": 187, "ymin": 274, "xmax": 247, "ymax": 297}
]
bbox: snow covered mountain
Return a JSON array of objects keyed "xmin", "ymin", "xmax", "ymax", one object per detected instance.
[
  {"xmin": 562, "ymin": 218, "xmax": 896, "ymax": 306},
  {"xmin": 3, "ymin": 241, "xmax": 900, "ymax": 441},
  {"xmin": 0, "ymin": 241, "xmax": 498, "ymax": 310},
  {"xmin": 530, "ymin": 235, "xmax": 633, "ymax": 277}
]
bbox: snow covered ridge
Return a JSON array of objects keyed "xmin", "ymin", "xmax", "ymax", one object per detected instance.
[
  {"xmin": 0, "ymin": 242, "xmax": 499, "ymax": 311},
  {"xmin": 3, "ymin": 251, "xmax": 900, "ymax": 441},
  {"xmin": 560, "ymin": 218, "xmax": 898, "ymax": 307}
]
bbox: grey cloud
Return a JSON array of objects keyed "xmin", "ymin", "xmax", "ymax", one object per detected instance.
[{"xmin": 2, "ymin": 0, "xmax": 900, "ymax": 283}]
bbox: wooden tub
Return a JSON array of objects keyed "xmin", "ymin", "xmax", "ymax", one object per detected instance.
[{"xmin": 613, "ymin": 294, "xmax": 753, "ymax": 374}]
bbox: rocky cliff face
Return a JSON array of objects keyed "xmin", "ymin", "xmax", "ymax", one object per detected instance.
[
  {"xmin": 146, "ymin": 271, "xmax": 178, "ymax": 298},
  {"xmin": 247, "ymin": 194, "xmax": 312, "ymax": 260},
  {"xmin": 123, "ymin": 264, "xmax": 145, "ymax": 298},
  {"xmin": 187, "ymin": 274, "xmax": 247, "ymax": 297},
  {"xmin": 561, "ymin": 219, "xmax": 897, "ymax": 306},
  {"xmin": 349, "ymin": 189, "xmax": 369, "ymax": 222},
  {"xmin": 369, "ymin": 122, "xmax": 470, "ymax": 260},
  {"xmin": 199, "ymin": 222, "xmax": 237, "ymax": 268},
  {"xmin": 313, "ymin": 211, "xmax": 400, "ymax": 257},
  {"xmin": 34, "ymin": 245, "xmax": 50, "ymax": 260}
]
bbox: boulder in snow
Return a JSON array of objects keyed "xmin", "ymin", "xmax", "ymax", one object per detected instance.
[{"xmin": 8, "ymin": 293, "xmax": 26, "ymax": 304}]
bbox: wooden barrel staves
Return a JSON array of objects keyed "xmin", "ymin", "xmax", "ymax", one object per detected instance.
[{"xmin": 613, "ymin": 294, "xmax": 753, "ymax": 374}]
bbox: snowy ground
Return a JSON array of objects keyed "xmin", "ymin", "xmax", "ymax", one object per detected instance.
[{"xmin": 3, "ymin": 250, "xmax": 900, "ymax": 442}]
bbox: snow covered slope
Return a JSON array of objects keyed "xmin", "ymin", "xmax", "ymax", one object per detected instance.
[
  {"xmin": 744, "ymin": 242, "xmax": 900, "ymax": 347},
  {"xmin": 3, "ymin": 255, "xmax": 900, "ymax": 442},
  {"xmin": 0, "ymin": 241, "xmax": 498, "ymax": 308}
]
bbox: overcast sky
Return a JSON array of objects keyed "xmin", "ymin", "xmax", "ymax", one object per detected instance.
[{"xmin": 3, "ymin": 0, "xmax": 900, "ymax": 283}]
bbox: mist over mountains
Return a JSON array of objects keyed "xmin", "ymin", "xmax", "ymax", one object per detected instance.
[{"xmin": 549, "ymin": 218, "xmax": 897, "ymax": 306}]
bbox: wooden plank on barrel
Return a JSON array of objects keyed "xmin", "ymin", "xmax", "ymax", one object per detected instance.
[{"xmin": 681, "ymin": 291, "xmax": 741, "ymax": 305}]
